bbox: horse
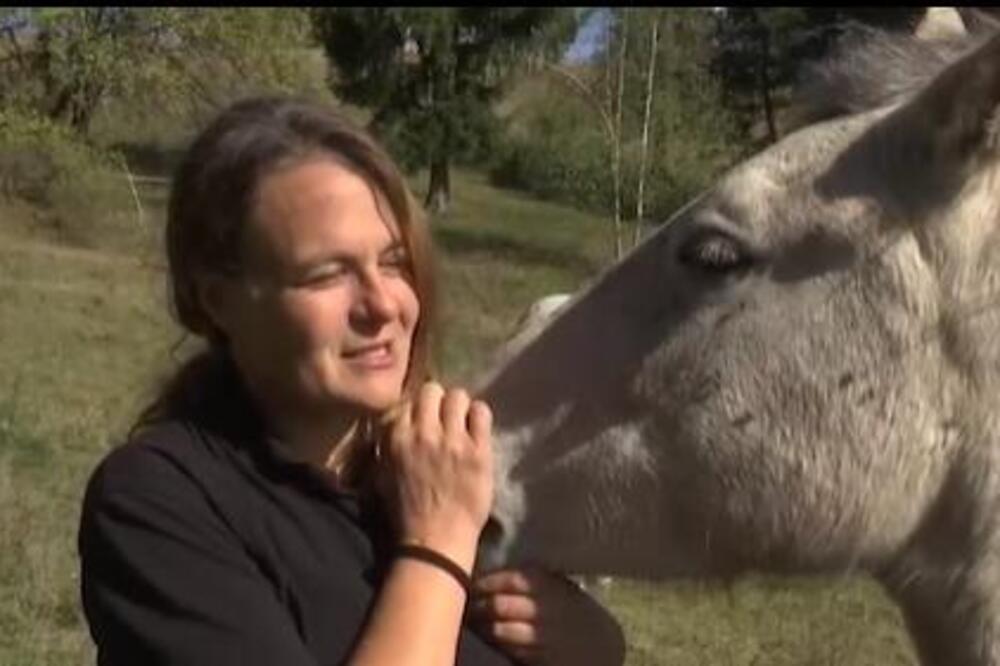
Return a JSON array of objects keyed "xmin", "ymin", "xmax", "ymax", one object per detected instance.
[{"xmin": 477, "ymin": 10, "xmax": 1000, "ymax": 666}]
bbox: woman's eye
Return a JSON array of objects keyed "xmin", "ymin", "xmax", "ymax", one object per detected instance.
[
  {"xmin": 380, "ymin": 252, "xmax": 411, "ymax": 276},
  {"xmin": 299, "ymin": 266, "xmax": 348, "ymax": 288},
  {"xmin": 678, "ymin": 230, "xmax": 753, "ymax": 275}
]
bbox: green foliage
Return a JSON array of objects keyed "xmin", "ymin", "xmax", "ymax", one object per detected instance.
[
  {"xmin": 376, "ymin": 85, "xmax": 504, "ymax": 173},
  {"xmin": 490, "ymin": 9, "xmax": 745, "ymax": 225},
  {"xmin": 5, "ymin": 9, "xmax": 147, "ymax": 133},
  {"xmin": 0, "ymin": 108, "xmax": 132, "ymax": 247},
  {"xmin": 0, "ymin": 9, "xmax": 327, "ymax": 244},
  {"xmin": 311, "ymin": 8, "xmax": 578, "ymax": 208},
  {"xmin": 490, "ymin": 94, "xmax": 611, "ymax": 212},
  {"xmin": 127, "ymin": 9, "xmax": 328, "ymax": 128},
  {"xmin": 1, "ymin": 8, "xmax": 326, "ymax": 139},
  {"xmin": 710, "ymin": 8, "xmax": 926, "ymax": 144}
]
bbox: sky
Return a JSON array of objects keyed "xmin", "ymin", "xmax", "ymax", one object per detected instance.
[{"xmin": 563, "ymin": 8, "xmax": 611, "ymax": 64}]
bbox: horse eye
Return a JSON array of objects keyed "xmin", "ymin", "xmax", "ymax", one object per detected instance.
[{"xmin": 678, "ymin": 230, "xmax": 752, "ymax": 275}]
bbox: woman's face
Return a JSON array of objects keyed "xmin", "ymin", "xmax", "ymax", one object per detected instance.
[{"xmin": 207, "ymin": 157, "xmax": 420, "ymax": 421}]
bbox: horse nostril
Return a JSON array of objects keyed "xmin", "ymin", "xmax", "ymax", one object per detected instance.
[
  {"xmin": 481, "ymin": 514, "xmax": 506, "ymax": 547},
  {"xmin": 476, "ymin": 514, "xmax": 511, "ymax": 573},
  {"xmin": 483, "ymin": 516, "xmax": 504, "ymax": 543}
]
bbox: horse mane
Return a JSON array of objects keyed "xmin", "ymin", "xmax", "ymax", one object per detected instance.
[{"xmin": 789, "ymin": 11, "xmax": 1000, "ymax": 129}]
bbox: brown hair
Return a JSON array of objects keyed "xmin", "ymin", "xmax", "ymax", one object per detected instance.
[{"xmin": 136, "ymin": 96, "xmax": 437, "ymax": 429}]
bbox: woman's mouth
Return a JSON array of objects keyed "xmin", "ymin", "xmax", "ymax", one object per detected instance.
[{"xmin": 342, "ymin": 341, "xmax": 395, "ymax": 369}]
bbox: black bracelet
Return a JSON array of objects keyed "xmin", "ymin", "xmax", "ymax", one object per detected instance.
[{"xmin": 397, "ymin": 544, "xmax": 472, "ymax": 595}]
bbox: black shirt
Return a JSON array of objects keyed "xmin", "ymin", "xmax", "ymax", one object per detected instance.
[{"xmin": 77, "ymin": 383, "xmax": 513, "ymax": 666}]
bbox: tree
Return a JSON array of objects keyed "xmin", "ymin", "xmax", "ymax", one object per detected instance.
[
  {"xmin": 537, "ymin": 8, "xmax": 742, "ymax": 258},
  {"xmin": 21, "ymin": 9, "xmax": 150, "ymax": 134},
  {"xmin": 311, "ymin": 8, "xmax": 577, "ymax": 214},
  {"xmin": 634, "ymin": 10, "xmax": 660, "ymax": 248},
  {"xmin": 1, "ymin": 8, "xmax": 322, "ymax": 138},
  {"xmin": 131, "ymin": 8, "xmax": 324, "ymax": 126},
  {"xmin": 711, "ymin": 7, "xmax": 927, "ymax": 148}
]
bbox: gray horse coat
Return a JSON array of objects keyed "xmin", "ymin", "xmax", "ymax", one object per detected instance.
[{"xmin": 478, "ymin": 12, "xmax": 1000, "ymax": 666}]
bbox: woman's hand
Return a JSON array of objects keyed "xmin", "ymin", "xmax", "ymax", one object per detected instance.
[
  {"xmin": 469, "ymin": 567, "xmax": 626, "ymax": 665},
  {"xmin": 376, "ymin": 381, "xmax": 494, "ymax": 574}
]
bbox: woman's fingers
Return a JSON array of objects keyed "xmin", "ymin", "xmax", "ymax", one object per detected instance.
[
  {"xmin": 471, "ymin": 567, "xmax": 626, "ymax": 666},
  {"xmin": 468, "ymin": 399, "xmax": 493, "ymax": 448},
  {"xmin": 440, "ymin": 387, "xmax": 471, "ymax": 444},
  {"xmin": 376, "ymin": 381, "xmax": 495, "ymax": 564},
  {"xmin": 489, "ymin": 620, "xmax": 538, "ymax": 647},
  {"xmin": 385, "ymin": 399, "xmax": 412, "ymax": 458},
  {"xmin": 474, "ymin": 569, "xmax": 537, "ymax": 596},
  {"xmin": 473, "ymin": 592, "xmax": 540, "ymax": 623},
  {"xmin": 413, "ymin": 381, "xmax": 445, "ymax": 448},
  {"xmin": 470, "ymin": 570, "xmax": 545, "ymax": 657}
]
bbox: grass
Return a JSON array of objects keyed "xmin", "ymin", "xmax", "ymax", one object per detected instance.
[
  {"xmin": 425, "ymin": 169, "xmax": 613, "ymax": 382},
  {"xmin": 0, "ymin": 198, "xmax": 171, "ymax": 666},
  {"xmin": 0, "ymin": 167, "xmax": 917, "ymax": 665},
  {"xmin": 592, "ymin": 578, "xmax": 914, "ymax": 666}
]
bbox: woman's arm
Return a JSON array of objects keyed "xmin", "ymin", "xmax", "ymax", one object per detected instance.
[
  {"xmin": 350, "ymin": 382, "xmax": 498, "ymax": 666},
  {"xmin": 349, "ymin": 557, "xmax": 470, "ymax": 665}
]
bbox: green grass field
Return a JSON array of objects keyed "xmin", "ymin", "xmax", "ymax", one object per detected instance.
[{"xmin": 0, "ymin": 169, "xmax": 917, "ymax": 665}]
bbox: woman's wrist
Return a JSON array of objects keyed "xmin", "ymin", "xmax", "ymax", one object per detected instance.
[
  {"xmin": 358, "ymin": 547, "xmax": 471, "ymax": 665},
  {"xmin": 398, "ymin": 528, "xmax": 479, "ymax": 575},
  {"xmin": 396, "ymin": 544, "xmax": 472, "ymax": 595}
]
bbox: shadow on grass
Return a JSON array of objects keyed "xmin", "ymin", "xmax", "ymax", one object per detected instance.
[{"xmin": 433, "ymin": 226, "xmax": 597, "ymax": 274}]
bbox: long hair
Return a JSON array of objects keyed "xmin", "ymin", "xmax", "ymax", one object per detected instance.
[{"xmin": 134, "ymin": 96, "xmax": 437, "ymax": 432}]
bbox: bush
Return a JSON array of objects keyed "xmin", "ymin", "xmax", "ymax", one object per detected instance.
[
  {"xmin": 489, "ymin": 85, "xmax": 615, "ymax": 214},
  {"xmin": 490, "ymin": 135, "xmax": 612, "ymax": 213},
  {"xmin": 490, "ymin": 96, "xmax": 746, "ymax": 225},
  {"xmin": 0, "ymin": 109, "xmax": 134, "ymax": 248},
  {"xmin": 489, "ymin": 57, "xmax": 749, "ymax": 228},
  {"xmin": 373, "ymin": 94, "xmax": 506, "ymax": 177}
]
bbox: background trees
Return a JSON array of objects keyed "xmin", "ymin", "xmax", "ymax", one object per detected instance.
[
  {"xmin": 311, "ymin": 8, "xmax": 577, "ymax": 213},
  {"xmin": 0, "ymin": 7, "xmax": 946, "ymax": 250}
]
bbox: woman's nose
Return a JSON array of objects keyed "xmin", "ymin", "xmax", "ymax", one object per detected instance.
[{"xmin": 352, "ymin": 269, "xmax": 398, "ymax": 323}]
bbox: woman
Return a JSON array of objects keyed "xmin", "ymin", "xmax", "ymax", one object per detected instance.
[{"xmin": 78, "ymin": 96, "xmax": 624, "ymax": 665}]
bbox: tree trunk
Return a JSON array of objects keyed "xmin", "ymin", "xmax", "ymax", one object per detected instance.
[
  {"xmin": 423, "ymin": 44, "xmax": 451, "ymax": 216},
  {"xmin": 758, "ymin": 26, "xmax": 778, "ymax": 145},
  {"xmin": 634, "ymin": 12, "xmax": 659, "ymax": 249},
  {"xmin": 71, "ymin": 84, "xmax": 102, "ymax": 135},
  {"xmin": 425, "ymin": 154, "xmax": 451, "ymax": 215},
  {"xmin": 2, "ymin": 25, "xmax": 26, "ymax": 73},
  {"xmin": 50, "ymin": 83, "xmax": 102, "ymax": 136},
  {"xmin": 612, "ymin": 8, "xmax": 629, "ymax": 261}
]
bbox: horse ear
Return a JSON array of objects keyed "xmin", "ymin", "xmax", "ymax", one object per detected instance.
[
  {"xmin": 875, "ymin": 31, "xmax": 1000, "ymax": 212},
  {"xmin": 914, "ymin": 8, "xmax": 967, "ymax": 42}
]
